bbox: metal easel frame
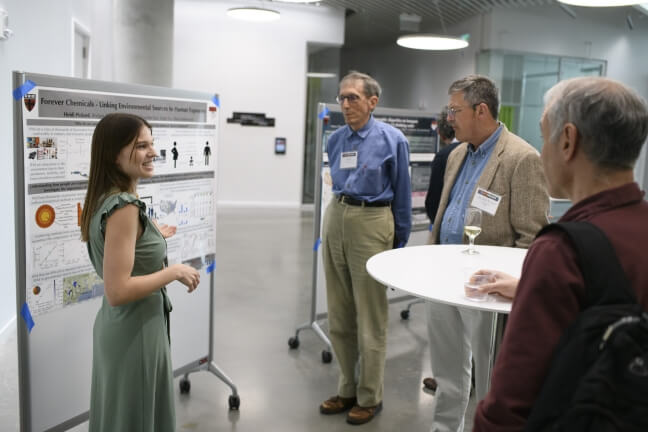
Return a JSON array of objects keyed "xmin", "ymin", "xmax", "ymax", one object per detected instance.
[
  {"xmin": 13, "ymin": 71, "xmax": 239, "ymax": 431},
  {"xmin": 287, "ymin": 103, "xmax": 333, "ymax": 363}
]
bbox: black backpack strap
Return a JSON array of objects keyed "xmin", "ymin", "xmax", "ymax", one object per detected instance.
[{"xmin": 536, "ymin": 221, "xmax": 636, "ymax": 306}]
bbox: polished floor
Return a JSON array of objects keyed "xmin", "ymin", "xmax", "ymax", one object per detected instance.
[{"xmin": 0, "ymin": 208, "xmax": 477, "ymax": 431}]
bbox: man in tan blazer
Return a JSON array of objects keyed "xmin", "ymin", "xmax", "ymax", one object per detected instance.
[{"xmin": 425, "ymin": 75, "xmax": 549, "ymax": 432}]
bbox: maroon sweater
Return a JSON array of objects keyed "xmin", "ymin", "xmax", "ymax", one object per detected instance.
[{"xmin": 473, "ymin": 182, "xmax": 648, "ymax": 431}]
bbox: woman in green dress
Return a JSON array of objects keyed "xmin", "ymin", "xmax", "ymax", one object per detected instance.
[{"xmin": 80, "ymin": 113, "xmax": 200, "ymax": 432}]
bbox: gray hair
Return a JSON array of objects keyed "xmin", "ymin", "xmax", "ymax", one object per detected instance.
[
  {"xmin": 448, "ymin": 74, "xmax": 499, "ymax": 120},
  {"xmin": 340, "ymin": 70, "xmax": 382, "ymax": 99},
  {"xmin": 543, "ymin": 77, "xmax": 648, "ymax": 170}
]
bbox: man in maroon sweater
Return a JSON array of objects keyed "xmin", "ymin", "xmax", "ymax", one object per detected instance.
[{"xmin": 473, "ymin": 76, "xmax": 648, "ymax": 431}]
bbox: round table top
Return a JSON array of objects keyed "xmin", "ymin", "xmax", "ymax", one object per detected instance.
[{"xmin": 366, "ymin": 244, "xmax": 528, "ymax": 314}]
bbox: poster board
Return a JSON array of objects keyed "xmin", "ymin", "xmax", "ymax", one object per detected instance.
[
  {"xmin": 313, "ymin": 105, "xmax": 439, "ymax": 316},
  {"xmin": 13, "ymin": 72, "xmax": 219, "ymax": 432}
]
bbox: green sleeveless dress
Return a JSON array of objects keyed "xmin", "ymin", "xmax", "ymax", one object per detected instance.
[{"xmin": 86, "ymin": 192, "xmax": 175, "ymax": 432}]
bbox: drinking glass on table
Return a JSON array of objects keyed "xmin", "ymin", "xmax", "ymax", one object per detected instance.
[
  {"xmin": 463, "ymin": 268, "xmax": 494, "ymax": 302},
  {"xmin": 463, "ymin": 207, "xmax": 482, "ymax": 255}
]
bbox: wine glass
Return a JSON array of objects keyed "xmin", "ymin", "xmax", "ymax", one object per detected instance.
[{"xmin": 463, "ymin": 207, "xmax": 483, "ymax": 255}]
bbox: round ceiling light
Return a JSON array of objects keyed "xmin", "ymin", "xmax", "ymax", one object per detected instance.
[
  {"xmin": 558, "ymin": 0, "xmax": 645, "ymax": 6},
  {"xmin": 273, "ymin": 0, "xmax": 321, "ymax": 3},
  {"xmin": 226, "ymin": 7, "xmax": 280, "ymax": 22},
  {"xmin": 397, "ymin": 34, "xmax": 469, "ymax": 51}
]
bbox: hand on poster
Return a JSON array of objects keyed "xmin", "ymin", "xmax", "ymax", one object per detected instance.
[{"xmin": 153, "ymin": 220, "xmax": 177, "ymax": 239}]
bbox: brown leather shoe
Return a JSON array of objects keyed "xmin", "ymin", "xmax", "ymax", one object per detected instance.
[
  {"xmin": 346, "ymin": 402, "xmax": 383, "ymax": 425},
  {"xmin": 423, "ymin": 377, "xmax": 438, "ymax": 392},
  {"xmin": 319, "ymin": 395, "xmax": 357, "ymax": 414}
]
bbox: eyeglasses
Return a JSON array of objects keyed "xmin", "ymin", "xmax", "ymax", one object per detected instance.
[
  {"xmin": 446, "ymin": 103, "xmax": 481, "ymax": 118},
  {"xmin": 336, "ymin": 94, "xmax": 362, "ymax": 104}
]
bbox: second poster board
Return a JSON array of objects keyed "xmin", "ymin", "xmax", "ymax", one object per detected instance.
[{"xmin": 313, "ymin": 105, "xmax": 439, "ymax": 316}]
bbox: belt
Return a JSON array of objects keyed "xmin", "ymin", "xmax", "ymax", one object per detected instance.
[{"xmin": 337, "ymin": 194, "xmax": 391, "ymax": 207}]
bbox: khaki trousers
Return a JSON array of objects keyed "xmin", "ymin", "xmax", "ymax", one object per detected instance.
[{"xmin": 322, "ymin": 198, "xmax": 394, "ymax": 407}]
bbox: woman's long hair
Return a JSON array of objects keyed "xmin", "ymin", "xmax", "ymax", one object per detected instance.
[{"xmin": 80, "ymin": 113, "xmax": 151, "ymax": 242}]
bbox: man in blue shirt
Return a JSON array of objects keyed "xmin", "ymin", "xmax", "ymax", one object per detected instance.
[
  {"xmin": 427, "ymin": 75, "xmax": 549, "ymax": 432},
  {"xmin": 319, "ymin": 71, "xmax": 412, "ymax": 425}
]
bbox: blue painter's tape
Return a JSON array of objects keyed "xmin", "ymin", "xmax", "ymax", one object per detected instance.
[
  {"xmin": 313, "ymin": 238, "xmax": 322, "ymax": 251},
  {"xmin": 206, "ymin": 261, "xmax": 216, "ymax": 274},
  {"xmin": 429, "ymin": 224, "xmax": 433, "ymax": 232},
  {"xmin": 212, "ymin": 95, "xmax": 220, "ymax": 108},
  {"xmin": 318, "ymin": 106, "xmax": 329, "ymax": 119},
  {"xmin": 21, "ymin": 302, "xmax": 35, "ymax": 333},
  {"xmin": 13, "ymin": 80, "xmax": 37, "ymax": 100}
]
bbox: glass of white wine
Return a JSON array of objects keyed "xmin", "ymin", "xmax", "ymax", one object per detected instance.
[{"xmin": 463, "ymin": 207, "xmax": 483, "ymax": 255}]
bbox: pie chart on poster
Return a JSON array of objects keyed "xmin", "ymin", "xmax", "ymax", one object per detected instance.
[{"xmin": 35, "ymin": 204, "xmax": 56, "ymax": 228}]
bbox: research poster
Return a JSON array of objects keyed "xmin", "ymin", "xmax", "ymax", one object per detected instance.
[{"xmin": 21, "ymin": 86, "xmax": 218, "ymax": 318}]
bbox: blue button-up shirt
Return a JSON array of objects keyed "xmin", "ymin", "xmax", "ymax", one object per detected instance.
[
  {"xmin": 439, "ymin": 124, "xmax": 503, "ymax": 244},
  {"xmin": 328, "ymin": 116, "xmax": 412, "ymax": 245}
]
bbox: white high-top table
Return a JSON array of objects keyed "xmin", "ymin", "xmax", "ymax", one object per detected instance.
[{"xmin": 366, "ymin": 244, "xmax": 527, "ymax": 390}]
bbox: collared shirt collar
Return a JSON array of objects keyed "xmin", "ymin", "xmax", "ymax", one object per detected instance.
[
  {"xmin": 467, "ymin": 123, "xmax": 503, "ymax": 156},
  {"xmin": 344, "ymin": 115, "xmax": 375, "ymax": 140}
]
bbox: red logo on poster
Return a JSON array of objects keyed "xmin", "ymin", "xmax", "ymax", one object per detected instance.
[{"xmin": 24, "ymin": 93, "xmax": 36, "ymax": 112}]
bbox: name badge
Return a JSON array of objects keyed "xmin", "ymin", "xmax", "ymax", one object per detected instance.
[
  {"xmin": 340, "ymin": 151, "xmax": 358, "ymax": 170},
  {"xmin": 471, "ymin": 187, "xmax": 502, "ymax": 216}
]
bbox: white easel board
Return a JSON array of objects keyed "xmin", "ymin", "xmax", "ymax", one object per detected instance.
[{"xmin": 13, "ymin": 72, "xmax": 219, "ymax": 432}]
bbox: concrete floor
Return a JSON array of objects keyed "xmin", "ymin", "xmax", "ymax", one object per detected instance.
[{"xmin": 0, "ymin": 208, "xmax": 477, "ymax": 431}]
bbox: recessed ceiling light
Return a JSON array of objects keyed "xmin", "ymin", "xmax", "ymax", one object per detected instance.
[
  {"xmin": 397, "ymin": 34, "xmax": 469, "ymax": 51},
  {"xmin": 306, "ymin": 72, "xmax": 337, "ymax": 78},
  {"xmin": 273, "ymin": 0, "xmax": 320, "ymax": 3},
  {"xmin": 558, "ymin": 0, "xmax": 645, "ymax": 6},
  {"xmin": 226, "ymin": 7, "xmax": 280, "ymax": 22}
]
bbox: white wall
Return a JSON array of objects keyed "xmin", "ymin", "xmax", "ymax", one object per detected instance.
[
  {"xmin": 0, "ymin": 0, "xmax": 114, "ymax": 333},
  {"xmin": 341, "ymin": 14, "xmax": 485, "ymax": 112},
  {"xmin": 485, "ymin": 5, "xmax": 648, "ymax": 187},
  {"xmin": 486, "ymin": 6, "xmax": 648, "ymax": 99},
  {"xmin": 173, "ymin": 0, "xmax": 344, "ymax": 208}
]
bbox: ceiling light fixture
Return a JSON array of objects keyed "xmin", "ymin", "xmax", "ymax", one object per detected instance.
[
  {"xmin": 397, "ymin": 1, "xmax": 469, "ymax": 51},
  {"xmin": 397, "ymin": 34, "xmax": 469, "ymax": 50},
  {"xmin": 558, "ymin": 0, "xmax": 645, "ymax": 6},
  {"xmin": 273, "ymin": 0, "xmax": 320, "ymax": 3},
  {"xmin": 226, "ymin": 7, "xmax": 280, "ymax": 22},
  {"xmin": 306, "ymin": 72, "xmax": 337, "ymax": 78}
]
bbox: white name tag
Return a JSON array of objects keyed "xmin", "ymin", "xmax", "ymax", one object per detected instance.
[
  {"xmin": 340, "ymin": 151, "xmax": 358, "ymax": 170},
  {"xmin": 471, "ymin": 187, "xmax": 502, "ymax": 216}
]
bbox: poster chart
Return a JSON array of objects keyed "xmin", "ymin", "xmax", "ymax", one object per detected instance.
[
  {"xmin": 14, "ymin": 72, "xmax": 220, "ymax": 432},
  {"xmin": 314, "ymin": 105, "xmax": 438, "ymax": 316}
]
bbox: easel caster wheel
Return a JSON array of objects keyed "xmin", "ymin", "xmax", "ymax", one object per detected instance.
[
  {"xmin": 288, "ymin": 337, "xmax": 300, "ymax": 349},
  {"xmin": 179, "ymin": 378, "xmax": 191, "ymax": 394},
  {"xmin": 322, "ymin": 350, "xmax": 332, "ymax": 363},
  {"xmin": 400, "ymin": 310, "xmax": 410, "ymax": 320},
  {"xmin": 229, "ymin": 395, "xmax": 240, "ymax": 410}
]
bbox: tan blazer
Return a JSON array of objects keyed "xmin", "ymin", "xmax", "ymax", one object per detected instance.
[{"xmin": 429, "ymin": 125, "xmax": 549, "ymax": 248}]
